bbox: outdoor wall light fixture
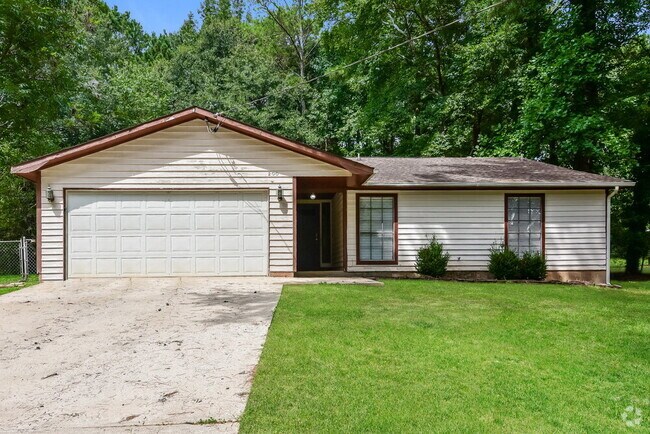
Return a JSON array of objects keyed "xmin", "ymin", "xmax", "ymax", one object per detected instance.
[
  {"xmin": 277, "ymin": 185, "xmax": 284, "ymax": 201},
  {"xmin": 310, "ymin": 193, "xmax": 316, "ymax": 200},
  {"xmin": 46, "ymin": 186, "xmax": 55, "ymax": 202}
]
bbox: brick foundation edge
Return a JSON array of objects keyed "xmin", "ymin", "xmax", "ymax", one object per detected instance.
[
  {"xmin": 270, "ymin": 272, "xmax": 295, "ymax": 277},
  {"xmin": 546, "ymin": 270, "xmax": 606, "ymax": 284}
]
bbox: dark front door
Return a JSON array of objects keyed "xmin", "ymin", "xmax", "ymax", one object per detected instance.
[{"xmin": 297, "ymin": 204, "xmax": 321, "ymax": 271}]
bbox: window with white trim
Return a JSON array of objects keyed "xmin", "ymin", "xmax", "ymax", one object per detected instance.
[
  {"xmin": 506, "ymin": 195, "xmax": 543, "ymax": 256},
  {"xmin": 358, "ymin": 196, "xmax": 396, "ymax": 262}
]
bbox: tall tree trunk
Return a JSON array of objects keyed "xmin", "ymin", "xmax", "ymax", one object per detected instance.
[
  {"xmin": 548, "ymin": 140, "xmax": 559, "ymax": 165},
  {"xmin": 625, "ymin": 135, "xmax": 650, "ymax": 274},
  {"xmin": 570, "ymin": 0, "xmax": 600, "ymax": 173}
]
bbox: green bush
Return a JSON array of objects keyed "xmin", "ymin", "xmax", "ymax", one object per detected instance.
[
  {"xmin": 489, "ymin": 244, "xmax": 548, "ymax": 280},
  {"xmin": 519, "ymin": 251, "xmax": 547, "ymax": 280},
  {"xmin": 488, "ymin": 245, "xmax": 521, "ymax": 280},
  {"xmin": 416, "ymin": 236, "xmax": 450, "ymax": 277}
]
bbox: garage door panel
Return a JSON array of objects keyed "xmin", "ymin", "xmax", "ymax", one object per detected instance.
[
  {"xmin": 171, "ymin": 257, "xmax": 192, "ymax": 274},
  {"xmin": 120, "ymin": 215, "xmax": 142, "ymax": 231},
  {"xmin": 170, "ymin": 214, "xmax": 191, "ymax": 230},
  {"xmin": 121, "ymin": 199, "xmax": 143, "ymax": 209},
  {"xmin": 121, "ymin": 236, "xmax": 142, "ymax": 253},
  {"xmin": 97, "ymin": 237, "xmax": 118, "ymax": 253},
  {"xmin": 219, "ymin": 235, "xmax": 240, "ymax": 251},
  {"xmin": 96, "ymin": 258, "xmax": 117, "ymax": 275},
  {"xmin": 146, "ymin": 258, "xmax": 167, "ymax": 274},
  {"xmin": 146, "ymin": 236, "xmax": 167, "ymax": 253},
  {"xmin": 145, "ymin": 198, "xmax": 167, "ymax": 209},
  {"xmin": 244, "ymin": 257, "xmax": 265, "ymax": 273},
  {"xmin": 121, "ymin": 258, "xmax": 143, "ymax": 274},
  {"xmin": 219, "ymin": 214, "xmax": 240, "ymax": 230},
  {"xmin": 70, "ymin": 215, "xmax": 92, "ymax": 231},
  {"xmin": 170, "ymin": 199, "xmax": 192, "ymax": 209},
  {"xmin": 70, "ymin": 237, "xmax": 92, "ymax": 254},
  {"xmin": 146, "ymin": 214, "xmax": 167, "ymax": 230},
  {"xmin": 171, "ymin": 236, "xmax": 192, "ymax": 252},
  {"xmin": 96, "ymin": 215, "xmax": 116, "ymax": 231},
  {"xmin": 218, "ymin": 195, "xmax": 240, "ymax": 208},
  {"xmin": 71, "ymin": 258, "xmax": 92, "ymax": 275},
  {"xmin": 220, "ymin": 257, "xmax": 240, "ymax": 274},
  {"xmin": 243, "ymin": 213, "xmax": 264, "ymax": 229},
  {"xmin": 95, "ymin": 195, "xmax": 117, "ymax": 209},
  {"xmin": 195, "ymin": 214, "xmax": 215, "ymax": 230},
  {"xmin": 244, "ymin": 235, "xmax": 264, "ymax": 251},
  {"xmin": 196, "ymin": 257, "xmax": 217, "ymax": 273},
  {"xmin": 67, "ymin": 191, "xmax": 269, "ymax": 277},
  {"xmin": 196, "ymin": 236, "xmax": 216, "ymax": 252}
]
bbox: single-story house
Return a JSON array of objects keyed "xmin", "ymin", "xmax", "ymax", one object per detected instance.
[{"xmin": 11, "ymin": 107, "xmax": 633, "ymax": 284}]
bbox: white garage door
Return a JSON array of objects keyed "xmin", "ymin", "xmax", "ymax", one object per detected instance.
[{"xmin": 66, "ymin": 191, "xmax": 269, "ymax": 277}]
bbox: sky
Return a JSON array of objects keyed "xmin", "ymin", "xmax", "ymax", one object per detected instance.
[{"xmin": 105, "ymin": 0, "xmax": 203, "ymax": 34}]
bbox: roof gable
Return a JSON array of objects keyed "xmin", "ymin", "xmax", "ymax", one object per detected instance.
[{"xmin": 11, "ymin": 107, "xmax": 373, "ymax": 182}]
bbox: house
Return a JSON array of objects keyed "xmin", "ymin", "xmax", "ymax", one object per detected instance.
[{"xmin": 11, "ymin": 107, "xmax": 633, "ymax": 284}]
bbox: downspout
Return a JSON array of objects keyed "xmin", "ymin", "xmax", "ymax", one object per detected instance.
[{"xmin": 606, "ymin": 186, "xmax": 620, "ymax": 285}]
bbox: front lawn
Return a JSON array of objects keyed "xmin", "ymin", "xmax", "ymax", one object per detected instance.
[
  {"xmin": 241, "ymin": 280, "xmax": 650, "ymax": 433},
  {"xmin": 0, "ymin": 275, "xmax": 39, "ymax": 296}
]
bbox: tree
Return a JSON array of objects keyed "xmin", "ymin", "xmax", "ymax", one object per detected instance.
[
  {"xmin": 0, "ymin": 0, "xmax": 76, "ymax": 238},
  {"xmin": 0, "ymin": 0, "xmax": 75, "ymax": 140},
  {"xmin": 613, "ymin": 36, "xmax": 650, "ymax": 273},
  {"xmin": 0, "ymin": 0, "xmax": 648, "ymax": 258}
]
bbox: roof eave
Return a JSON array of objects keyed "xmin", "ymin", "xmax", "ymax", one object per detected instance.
[
  {"xmin": 11, "ymin": 107, "xmax": 374, "ymax": 181},
  {"xmin": 362, "ymin": 181, "xmax": 636, "ymax": 188}
]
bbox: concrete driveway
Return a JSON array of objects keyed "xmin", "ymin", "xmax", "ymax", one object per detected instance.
[{"xmin": 0, "ymin": 277, "xmax": 284, "ymax": 433}]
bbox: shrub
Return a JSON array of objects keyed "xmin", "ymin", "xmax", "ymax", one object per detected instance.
[
  {"xmin": 519, "ymin": 251, "xmax": 547, "ymax": 280},
  {"xmin": 489, "ymin": 244, "xmax": 548, "ymax": 281},
  {"xmin": 416, "ymin": 236, "xmax": 450, "ymax": 277},
  {"xmin": 488, "ymin": 245, "xmax": 521, "ymax": 280}
]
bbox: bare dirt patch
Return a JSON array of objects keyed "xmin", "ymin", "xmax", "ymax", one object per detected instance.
[{"xmin": 0, "ymin": 277, "xmax": 282, "ymax": 432}]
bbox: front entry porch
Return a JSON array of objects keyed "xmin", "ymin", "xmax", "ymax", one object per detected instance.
[{"xmin": 295, "ymin": 177, "xmax": 348, "ymax": 273}]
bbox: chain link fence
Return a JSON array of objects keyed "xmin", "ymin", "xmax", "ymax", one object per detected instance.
[{"xmin": 0, "ymin": 238, "xmax": 37, "ymax": 281}]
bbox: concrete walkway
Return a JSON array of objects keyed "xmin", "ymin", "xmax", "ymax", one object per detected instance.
[{"xmin": 0, "ymin": 276, "xmax": 379, "ymax": 433}]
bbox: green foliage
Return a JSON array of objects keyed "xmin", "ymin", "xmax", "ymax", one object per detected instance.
[
  {"xmin": 489, "ymin": 245, "xmax": 548, "ymax": 280},
  {"xmin": 519, "ymin": 251, "xmax": 547, "ymax": 281},
  {"xmin": 488, "ymin": 245, "xmax": 521, "ymax": 280},
  {"xmin": 0, "ymin": 0, "xmax": 75, "ymax": 137},
  {"xmin": 0, "ymin": 0, "xmax": 648, "ymax": 256},
  {"xmin": 415, "ymin": 236, "xmax": 450, "ymax": 277}
]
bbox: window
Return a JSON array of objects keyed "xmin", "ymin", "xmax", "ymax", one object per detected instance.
[
  {"xmin": 506, "ymin": 195, "xmax": 544, "ymax": 256},
  {"xmin": 357, "ymin": 195, "xmax": 397, "ymax": 263}
]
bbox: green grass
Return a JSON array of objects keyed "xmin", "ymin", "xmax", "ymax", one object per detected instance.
[
  {"xmin": 194, "ymin": 417, "xmax": 227, "ymax": 425},
  {"xmin": 0, "ymin": 275, "xmax": 39, "ymax": 295},
  {"xmin": 241, "ymin": 280, "xmax": 650, "ymax": 433},
  {"xmin": 611, "ymin": 257, "xmax": 650, "ymax": 274}
]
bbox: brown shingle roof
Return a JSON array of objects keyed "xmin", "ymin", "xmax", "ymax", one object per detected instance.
[{"xmin": 354, "ymin": 157, "xmax": 633, "ymax": 187}]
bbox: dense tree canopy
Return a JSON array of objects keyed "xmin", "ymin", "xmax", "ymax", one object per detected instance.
[{"xmin": 0, "ymin": 0, "xmax": 648, "ymax": 270}]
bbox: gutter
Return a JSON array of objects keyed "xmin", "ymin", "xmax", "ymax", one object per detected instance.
[
  {"xmin": 362, "ymin": 181, "xmax": 636, "ymax": 188},
  {"xmin": 606, "ymin": 186, "xmax": 620, "ymax": 285}
]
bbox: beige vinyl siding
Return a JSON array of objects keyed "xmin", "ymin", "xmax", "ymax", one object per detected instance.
[
  {"xmin": 347, "ymin": 190, "xmax": 606, "ymax": 273},
  {"xmin": 545, "ymin": 190, "xmax": 606, "ymax": 270},
  {"xmin": 39, "ymin": 120, "xmax": 349, "ymax": 280}
]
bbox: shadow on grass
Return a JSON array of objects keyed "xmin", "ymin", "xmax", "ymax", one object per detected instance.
[{"xmin": 612, "ymin": 272, "xmax": 650, "ymax": 281}]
